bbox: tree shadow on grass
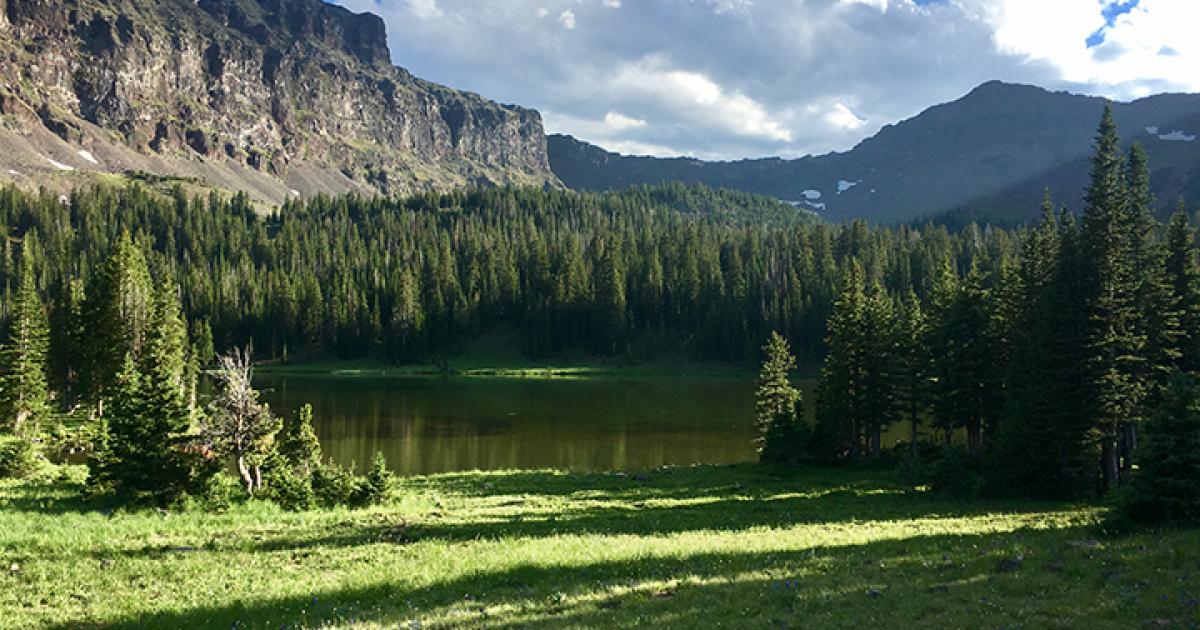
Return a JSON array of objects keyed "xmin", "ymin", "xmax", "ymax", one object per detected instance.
[
  {"xmin": 53, "ymin": 524, "xmax": 1142, "ymax": 630},
  {"xmin": 0, "ymin": 479, "xmax": 115, "ymax": 516},
  {"xmin": 99, "ymin": 479, "xmax": 1083, "ymax": 563}
]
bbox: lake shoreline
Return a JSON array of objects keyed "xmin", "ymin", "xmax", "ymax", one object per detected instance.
[{"xmin": 254, "ymin": 358, "xmax": 768, "ymax": 380}]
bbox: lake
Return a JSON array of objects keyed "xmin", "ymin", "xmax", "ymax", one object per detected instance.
[{"xmin": 252, "ymin": 374, "xmax": 765, "ymax": 475}]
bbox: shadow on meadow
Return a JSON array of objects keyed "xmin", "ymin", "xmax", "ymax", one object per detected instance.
[
  {"xmin": 93, "ymin": 464, "xmax": 1078, "ymax": 559},
  {"xmin": 55, "ymin": 523, "xmax": 1148, "ymax": 630}
]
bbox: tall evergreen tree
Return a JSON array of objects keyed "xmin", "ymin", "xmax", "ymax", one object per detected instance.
[
  {"xmin": 87, "ymin": 234, "xmax": 154, "ymax": 414},
  {"xmin": 893, "ymin": 290, "xmax": 928, "ymax": 455},
  {"xmin": 1165, "ymin": 206, "xmax": 1200, "ymax": 374},
  {"xmin": 1081, "ymin": 105, "xmax": 1144, "ymax": 490},
  {"xmin": 755, "ymin": 331, "xmax": 803, "ymax": 463},
  {"xmin": 817, "ymin": 260, "xmax": 869, "ymax": 460},
  {"xmin": 0, "ymin": 241, "xmax": 50, "ymax": 434}
]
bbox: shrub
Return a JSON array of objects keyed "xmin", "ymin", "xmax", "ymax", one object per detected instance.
[
  {"xmin": 930, "ymin": 447, "xmax": 984, "ymax": 498},
  {"xmin": 1117, "ymin": 372, "xmax": 1200, "ymax": 526},
  {"xmin": 355, "ymin": 452, "xmax": 395, "ymax": 506},
  {"xmin": 265, "ymin": 462, "xmax": 316, "ymax": 512},
  {"xmin": 312, "ymin": 459, "xmax": 360, "ymax": 506},
  {"xmin": 0, "ymin": 436, "xmax": 44, "ymax": 479},
  {"xmin": 195, "ymin": 471, "xmax": 245, "ymax": 512}
]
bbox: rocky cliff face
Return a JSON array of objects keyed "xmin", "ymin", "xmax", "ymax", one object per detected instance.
[{"xmin": 0, "ymin": 0, "xmax": 557, "ymax": 201}]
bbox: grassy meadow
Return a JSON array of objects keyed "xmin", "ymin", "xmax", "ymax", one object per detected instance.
[{"xmin": 3, "ymin": 463, "xmax": 1198, "ymax": 629}]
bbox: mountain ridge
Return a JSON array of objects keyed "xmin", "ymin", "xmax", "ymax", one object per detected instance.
[
  {"xmin": 0, "ymin": 0, "xmax": 558, "ymax": 203},
  {"xmin": 549, "ymin": 81, "xmax": 1200, "ymax": 224}
]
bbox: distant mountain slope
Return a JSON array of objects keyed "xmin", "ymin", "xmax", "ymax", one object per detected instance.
[
  {"xmin": 0, "ymin": 0, "xmax": 557, "ymax": 202},
  {"xmin": 550, "ymin": 81, "xmax": 1200, "ymax": 224}
]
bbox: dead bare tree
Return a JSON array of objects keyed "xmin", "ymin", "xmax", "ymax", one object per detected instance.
[{"xmin": 199, "ymin": 348, "xmax": 280, "ymax": 494}]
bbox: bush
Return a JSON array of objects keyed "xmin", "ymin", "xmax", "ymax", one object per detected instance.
[
  {"xmin": 0, "ymin": 436, "xmax": 44, "ymax": 479},
  {"xmin": 355, "ymin": 452, "xmax": 395, "ymax": 506},
  {"xmin": 1117, "ymin": 372, "xmax": 1200, "ymax": 526},
  {"xmin": 195, "ymin": 471, "xmax": 245, "ymax": 512},
  {"xmin": 265, "ymin": 464, "xmax": 316, "ymax": 512},
  {"xmin": 312, "ymin": 459, "xmax": 360, "ymax": 506},
  {"xmin": 930, "ymin": 447, "xmax": 984, "ymax": 498}
]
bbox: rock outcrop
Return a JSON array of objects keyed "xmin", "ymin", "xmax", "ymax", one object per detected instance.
[{"xmin": 0, "ymin": 0, "xmax": 557, "ymax": 202}]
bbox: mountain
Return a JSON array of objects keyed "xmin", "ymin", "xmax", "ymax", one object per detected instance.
[
  {"xmin": 549, "ymin": 81, "xmax": 1200, "ymax": 224},
  {"xmin": 0, "ymin": 0, "xmax": 557, "ymax": 203}
]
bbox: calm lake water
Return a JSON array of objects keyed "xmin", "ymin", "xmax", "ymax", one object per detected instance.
[{"xmin": 252, "ymin": 374, "xmax": 764, "ymax": 475}]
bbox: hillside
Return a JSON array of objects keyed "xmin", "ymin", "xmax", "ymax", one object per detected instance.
[
  {"xmin": 0, "ymin": 0, "xmax": 558, "ymax": 203},
  {"xmin": 550, "ymin": 81, "xmax": 1200, "ymax": 224}
]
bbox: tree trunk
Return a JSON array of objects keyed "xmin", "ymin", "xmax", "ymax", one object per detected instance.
[
  {"xmin": 966, "ymin": 422, "xmax": 981, "ymax": 457},
  {"xmin": 910, "ymin": 408, "xmax": 919, "ymax": 457},
  {"xmin": 870, "ymin": 426, "xmax": 881, "ymax": 458},
  {"xmin": 1118, "ymin": 422, "xmax": 1137, "ymax": 477},
  {"xmin": 1101, "ymin": 438, "xmax": 1120, "ymax": 491},
  {"xmin": 236, "ymin": 454, "xmax": 254, "ymax": 494},
  {"xmin": 253, "ymin": 464, "xmax": 263, "ymax": 492}
]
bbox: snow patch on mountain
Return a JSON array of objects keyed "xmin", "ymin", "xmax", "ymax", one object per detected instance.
[
  {"xmin": 837, "ymin": 179, "xmax": 860, "ymax": 194},
  {"xmin": 46, "ymin": 157, "xmax": 74, "ymax": 171},
  {"xmin": 1158, "ymin": 130, "xmax": 1195, "ymax": 142}
]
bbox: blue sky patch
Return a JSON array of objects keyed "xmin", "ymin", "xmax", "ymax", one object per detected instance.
[{"xmin": 1086, "ymin": 0, "xmax": 1140, "ymax": 48}]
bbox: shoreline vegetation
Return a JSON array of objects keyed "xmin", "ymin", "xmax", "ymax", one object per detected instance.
[{"xmin": 253, "ymin": 357, "xmax": 766, "ymax": 379}]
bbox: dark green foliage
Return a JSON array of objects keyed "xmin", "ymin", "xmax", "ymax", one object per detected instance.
[
  {"xmin": 930, "ymin": 448, "xmax": 985, "ymax": 498},
  {"xmin": 1119, "ymin": 371, "xmax": 1200, "ymax": 525},
  {"xmin": 357, "ymin": 452, "xmax": 395, "ymax": 506},
  {"xmin": 311, "ymin": 459, "xmax": 361, "ymax": 507},
  {"xmin": 277, "ymin": 403, "xmax": 322, "ymax": 477},
  {"xmin": 264, "ymin": 456, "xmax": 317, "ymax": 512},
  {"xmin": 754, "ymin": 331, "xmax": 803, "ymax": 464},
  {"xmin": 0, "ymin": 182, "xmax": 1006, "ymax": 368},
  {"xmin": 0, "ymin": 435, "xmax": 43, "ymax": 479},
  {"xmin": 0, "ymin": 239, "xmax": 50, "ymax": 434},
  {"xmin": 1165, "ymin": 207, "xmax": 1200, "ymax": 374},
  {"xmin": 193, "ymin": 471, "xmax": 245, "ymax": 513}
]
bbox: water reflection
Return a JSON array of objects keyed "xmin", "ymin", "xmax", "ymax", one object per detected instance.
[{"xmin": 252, "ymin": 375, "xmax": 760, "ymax": 475}]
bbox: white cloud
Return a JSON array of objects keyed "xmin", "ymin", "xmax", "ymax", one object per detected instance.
[
  {"xmin": 559, "ymin": 9, "xmax": 576, "ymax": 29},
  {"xmin": 824, "ymin": 102, "xmax": 866, "ymax": 131},
  {"xmin": 405, "ymin": 0, "xmax": 443, "ymax": 20},
  {"xmin": 334, "ymin": 0, "xmax": 1200, "ymax": 159},
  {"xmin": 604, "ymin": 111, "xmax": 647, "ymax": 130},
  {"xmin": 973, "ymin": 0, "xmax": 1200, "ymax": 94},
  {"xmin": 604, "ymin": 59, "xmax": 792, "ymax": 143}
]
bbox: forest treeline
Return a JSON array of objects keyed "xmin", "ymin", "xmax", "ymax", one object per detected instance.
[
  {"xmin": 0, "ymin": 178, "xmax": 1007, "ymax": 384},
  {"xmin": 757, "ymin": 108, "xmax": 1200, "ymax": 518}
]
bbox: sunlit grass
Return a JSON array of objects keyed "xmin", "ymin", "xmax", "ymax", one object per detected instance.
[{"xmin": 1, "ymin": 464, "xmax": 1197, "ymax": 628}]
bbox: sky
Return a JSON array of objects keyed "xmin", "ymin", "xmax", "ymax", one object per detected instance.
[{"xmin": 334, "ymin": 0, "xmax": 1198, "ymax": 160}]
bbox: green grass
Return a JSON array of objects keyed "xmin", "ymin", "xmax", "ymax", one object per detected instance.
[{"xmin": 2, "ymin": 464, "xmax": 1198, "ymax": 629}]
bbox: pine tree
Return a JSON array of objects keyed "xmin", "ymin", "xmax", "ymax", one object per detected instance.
[
  {"xmin": 861, "ymin": 281, "xmax": 896, "ymax": 458},
  {"xmin": 278, "ymin": 403, "xmax": 322, "ymax": 477},
  {"xmin": 1119, "ymin": 371, "xmax": 1200, "ymax": 525},
  {"xmin": 817, "ymin": 260, "xmax": 868, "ymax": 460},
  {"xmin": 894, "ymin": 290, "xmax": 928, "ymax": 455},
  {"xmin": 1164, "ymin": 206, "xmax": 1200, "ymax": 374},
  {"xmin": 87, "ymin": 234, "xmax": 154, "ymax": 413},
  {"xmin": 594, "ymin": 238, "xmax": 628, "ymax": 355},
  {"xmin": 1081, "ymin": 105, "xmax": 1144, "ymax": 491},
  {"xmin": 0, "ymin": 241, "xmax": 50, "ymax": 434},
  {"xmin": 755, "ymin": 331, "xmax": 802, "ymax": 463}
]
